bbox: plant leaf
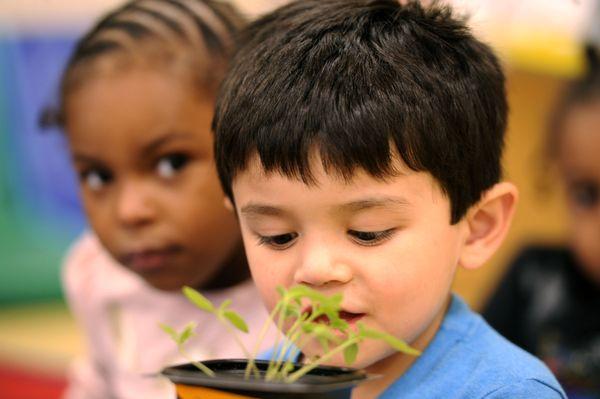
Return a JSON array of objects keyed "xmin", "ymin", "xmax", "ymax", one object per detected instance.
[
  {"xmin": 313, "ymin": 324, "xmax": 335, "ymax": 339},
  {"xmin": 223, "ymin": 310, "xmax": 249, "ymax": 333},
  {"xmin": 300, "ymin": 322, "xmax": 339, "ymax": 353},
  {"xmin": 360, "ymin": 326, "xmax": 420, "ymax": 356},
  {"xmin": 276, "ymin": 285, "xmax": 286, "ymax": 298},
  {"xmin": 183, "ymin": 286, "xmax": 215, "ymax": 313},
  {"xmin": 287, "ymin": 285, "xmax": 324, "ymax": 301},
  {"xmin": 301, "ymin": 323, "xmax": 316, "ymax": 333},
  {"xmin": 318, "ymin": 337, "xmax": 330, "ymax": 353},
  {"xmin": 344, "ymin": 343, "xmax": 359, "ymax": 365},
  {"xmin": 218, "ymin": 299, "xmax": 232, "ymax": 312},
  {"xmin": 159, "ymin": 323, "xmax": 179, "ymax": 342},
  {"xmin": 381, "ymin": 334, "xmax": 421, "ymax": 356},
  {"xmin": 179, "ymin": 322, "xmax": 197, "ymax": 345},
  {"xmin": 283, "ymin": 304, "xmax": 300, "ymax": 319},
  {"xmin": 159, "ymin": 322, "xmax": 196, "ymax": 346}
]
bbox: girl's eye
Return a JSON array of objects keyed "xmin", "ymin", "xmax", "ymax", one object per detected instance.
[
  {"xmin": 157, "ymin": 153, "xmax": 188, "ymax": 179},
  {"xmin": 257, "ymin": 232, "xmax": 298, "ymax": 249},
  {"xmin": 568, "ymin": 181, "xmax": 599, "ymax": 210},
  {"xmin": 348, "ymin": 228, "xmax": 395, "ymax": 246},
  {"xmin": 80, "ymin": 169, "xmax": 112, "ymax": 191}
]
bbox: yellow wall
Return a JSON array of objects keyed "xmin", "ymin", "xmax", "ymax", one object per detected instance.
[{"xmin": 454, "ymin": 68, "xmax": 570, "ymax": 310}]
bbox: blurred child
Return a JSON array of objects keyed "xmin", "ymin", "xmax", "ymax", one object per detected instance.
[
  {"xmin": 211, "ymin": 0, "xmax": 567, "ymax": 397},
  {"xmin": 483, "ymin": 44, "xmax": 600, "ymax": 398},
  {"xmin": 53, "ymin": 1, "xmax": 274, "ymax": 398}
]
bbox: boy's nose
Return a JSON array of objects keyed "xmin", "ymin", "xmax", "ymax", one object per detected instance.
[
  {"xmin": 293, "ymin": 241, "xmax": 353, "ymax": 287},
  {"xmin": 115, "ymin": 181, "xmax": 157, "ymax": 227}
]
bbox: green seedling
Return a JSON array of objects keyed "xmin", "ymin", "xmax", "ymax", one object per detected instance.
[{"xmin": 161, "ymin": 284, "xmax": 420, "ymax": 383}]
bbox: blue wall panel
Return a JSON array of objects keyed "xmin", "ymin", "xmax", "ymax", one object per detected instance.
[{"xmin": 0, "ymin": 35, "xmax": 86, "ymax": 303}]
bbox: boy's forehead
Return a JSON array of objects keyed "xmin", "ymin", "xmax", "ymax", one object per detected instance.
[
  {"xmin": 232, "ymin": 151, "xmax": 445, "ymax": 202},
  {"xmin": 231, "ymin": 152, "xmax": 454, "ymax": 223}
]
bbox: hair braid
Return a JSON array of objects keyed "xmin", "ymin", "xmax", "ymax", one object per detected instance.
[{"xmin": 50, "ymin": 0, "xmax": 244, "ymax": 127}]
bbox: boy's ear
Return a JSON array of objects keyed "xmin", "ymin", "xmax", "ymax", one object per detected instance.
[{"xmin": 459, "ymin": 182, "xmax": 518, "ymax": 270}]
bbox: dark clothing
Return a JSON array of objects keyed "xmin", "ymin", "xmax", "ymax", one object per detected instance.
[{"xmin": 483, "ymin": 246, "xmax": 600, "ymax": 398}]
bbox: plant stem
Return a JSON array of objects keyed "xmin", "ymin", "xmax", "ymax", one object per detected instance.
[
  {"xmin": 245, "ymin": 302, "xmax": 281, "ymax": 379},
  {"xmin": 280, "ymin": 333, "xmax": 313, "ymax": 380},
  {"xmin": 217, "ymin": 314, "xmax": 259, "ymax": 378},
  {"xmin": 266, "ymin": 329, "xmax": 303, "ymax": 381},
  {"xmin": 267, "ymin": 307, "xmax": 319, "ymax": 381},
  {"xmin": 266, "ymin": 296, "xmax": 291, "ymax": 378},
  {"xmin": 280, "ymin": 325, "xmax": 339, "ymax": 380},
  {"xmin": 285, "ymin": 338, "xmax": 360, "ymax": 383},
  {"xmin": 178, "ymin": 347, "xmax": 215, "ymax": 377}
]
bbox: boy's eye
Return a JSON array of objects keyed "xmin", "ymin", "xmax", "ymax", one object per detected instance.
[
  {"xmin": 156, "ymin": 153, "xmax": 188, "ymax": 179},
  {"xmin": 348, "ymin": 228, "xmax": 395, "ymax": 246},
  {"xmin": 257, "ymin": 232, "xmax": 298, "ymax": 249},
  {"xmin": 80, "ymin": 169, "xmax": 112, "ymax": 191},
  {"xmin": 569, "ymin": 181, "xmax": 599, "ymax": 210}
]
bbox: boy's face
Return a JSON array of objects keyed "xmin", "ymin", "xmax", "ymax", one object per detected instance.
[
  {"xmin": 65, "ymin": 68, "xmax": 241, "ymax": 291},
  {"xmin": 558, "ymin": 100, "xmax": 600, "ymax": 285},
  {"xmin": 231, "ymin": 154, "xmax": 468, "ymax": 371}
]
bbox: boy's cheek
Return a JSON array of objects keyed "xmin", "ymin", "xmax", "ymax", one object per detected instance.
[{"xmin": 245, "ymin": 252, "xmax": 283, "ymax": 308}]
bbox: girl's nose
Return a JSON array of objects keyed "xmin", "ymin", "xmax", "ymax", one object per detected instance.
[
  {"xmin": 115, "ymin": 180, "xmax": 157, "ymax": 227},
  {"xmin": 293, "ymin": 240, "xmax": 353, "ymax": 287}
]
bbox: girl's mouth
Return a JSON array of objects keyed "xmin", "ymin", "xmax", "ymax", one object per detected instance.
[{"xmin": 122, "ymin": 246, "xmax": 181, "ymax": 273}]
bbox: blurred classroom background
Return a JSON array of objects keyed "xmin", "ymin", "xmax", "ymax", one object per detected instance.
[{"xmin": 0, "ymin": 0, "xmax": 597, "ymax": 397}]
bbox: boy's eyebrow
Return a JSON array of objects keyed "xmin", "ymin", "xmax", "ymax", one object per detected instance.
[
  {"xmin": 240, "ymin": 197, "xmax": 411, "ymax": 218},
  {"xmin": 337, "ymin": 197, "xmax": 411, "ymax": 212},
  {"xmin": 240, "ymin": 204, "xmax": 285, "ymax": 217},
  {"xmin": 141, "ymin": 132, "xmax": 194, "ymax": 154}
]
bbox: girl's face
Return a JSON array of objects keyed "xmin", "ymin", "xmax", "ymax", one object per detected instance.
[
  {"xmin": 65, "ymin": 68, "xmax": 241, "ymax": 291},
  {"xmin": 557, "ymin": 99, "xmax": 600, "ymax": 285}
]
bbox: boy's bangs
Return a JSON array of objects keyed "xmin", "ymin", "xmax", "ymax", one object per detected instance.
[
  {"xmin": 248, "ymin": 93, "xmax": 424, "ymax": 185},
  {"xmin": 216, "ymin": 41, "xmax": 431, "ymax": 188}
]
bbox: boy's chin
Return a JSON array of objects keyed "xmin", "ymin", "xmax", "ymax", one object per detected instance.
[{"xmin": 299, "ymin": 341, "xmax": 381, "ymax": 370}]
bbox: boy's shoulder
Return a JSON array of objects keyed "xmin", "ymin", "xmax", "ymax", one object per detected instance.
[{"xmin": 380, "ymin": 295, "xmax": 566, "ymax": 399}]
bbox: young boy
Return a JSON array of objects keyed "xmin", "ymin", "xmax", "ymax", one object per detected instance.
[{"xmin": 212, "ymin": 0, "xmax": 567, "ymax": 397}]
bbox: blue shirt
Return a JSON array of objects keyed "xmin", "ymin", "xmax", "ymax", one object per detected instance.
[
  {"xmin": 379, "ymin": 295, "xmax": 566, "ymax": 398},
  {"xmin": 260, "ymin": 295, "xmax": 566, "ymax": 398}
]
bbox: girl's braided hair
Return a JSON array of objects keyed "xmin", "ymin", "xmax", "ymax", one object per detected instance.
[{"xmin": 44, "ymin": 0, "xmax": 244, "ymax": 127}]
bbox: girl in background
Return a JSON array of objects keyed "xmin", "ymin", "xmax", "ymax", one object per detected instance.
[
  {"xmin": 483, "ymin": 44, "xmax": 600, "ymax": 398},
  {"xmin": 52, "ymin": 1, "xmax": 274, "ymax": 398}
]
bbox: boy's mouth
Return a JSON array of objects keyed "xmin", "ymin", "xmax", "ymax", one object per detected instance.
[
  {"xmin": 338, "ymin": 311, "xmax": 366, "ymax": 324},
  {"xmin": 304, "ymin": 307, "xmax": 366, "ymax": 326}
]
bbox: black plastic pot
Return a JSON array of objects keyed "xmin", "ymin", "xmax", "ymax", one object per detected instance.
[{"xmin": 162, "ymin": 359, "xmax": 368, "ymax": 399}]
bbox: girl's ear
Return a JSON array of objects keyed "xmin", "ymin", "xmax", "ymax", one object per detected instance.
[
  {"xmin": 224, "ymin": 197, "xmax": 235, "ymax": 212},
  {"xmin": 459, "ymin": 182, "xmax": 519, "ymax": 270}
]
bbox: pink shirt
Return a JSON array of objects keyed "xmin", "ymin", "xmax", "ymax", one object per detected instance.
[{"xmin": 62, "ymin": 233, "xmax": 274, "ymax": 399}]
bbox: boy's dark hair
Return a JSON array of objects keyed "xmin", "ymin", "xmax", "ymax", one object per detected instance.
[
  {"xmin": 547, "ymin": 44, "xmax": 600, "ymax": 160},
  {"xmin": 213, "ymin": 0, "xmax": 508, "ymax": 224},
  {"xmin": 43, "ymin": 0, "xmax": 244, "ymax": 128}
]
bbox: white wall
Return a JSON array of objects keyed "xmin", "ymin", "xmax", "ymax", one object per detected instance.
[
  {"xmin": 1, "ymin": 0, "xmax": 595, "ymax": 39},
  {"xmin": 0, "ymin": 0, "xmax": 290, "ymax": 35}
]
